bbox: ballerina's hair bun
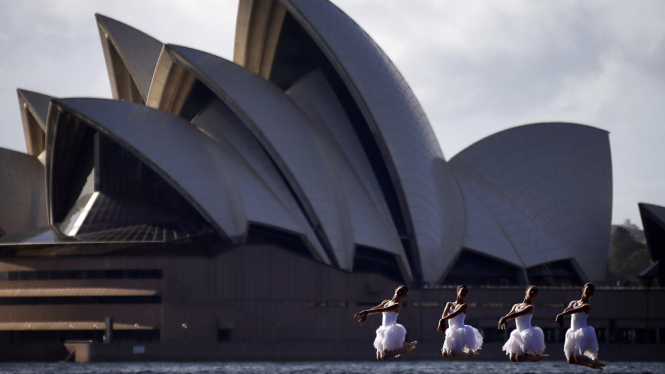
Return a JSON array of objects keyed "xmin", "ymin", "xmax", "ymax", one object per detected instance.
[{"xmin": 457, "ymin": 285, "xmax": 468, "ymax": 291}]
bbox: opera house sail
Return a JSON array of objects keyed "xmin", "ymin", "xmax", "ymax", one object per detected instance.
[{"xmin": 0, "ymin": 0, "xmax": 613, "ymax": 352}]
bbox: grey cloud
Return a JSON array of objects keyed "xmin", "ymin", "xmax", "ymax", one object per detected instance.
[{"xmin": 1, "ymin": 0, "xmax": 664, "ymax": 227}]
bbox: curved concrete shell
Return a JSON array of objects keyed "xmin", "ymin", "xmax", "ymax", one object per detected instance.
[
  {"xmin": 0, "ymin": 148, "xmax": 47, "ymax": 237},
  {"xmin": 449, "ymin": 123, "xmax": 612, "ymax": 282},
  {"xmin": 1, "ymin": 9, "xmax": 614, "ymax": 289},
  {"xmin": 17, "ymin": 89, "xmax": 54, "ymax": 162},
  {"xmin": 192, "ymin": 99, "xmax": 331, "ymax": 265},
  {"xmin": 234, "ymin": 0, "xmax": 465, "ymax": 283},
  {"xmin": 46, "ymin": 98, "xmax": 246, "ymax": 243},
  {"xmin": 96, "ymin": 14, "xmax": 163, "ymax": 103},
  {"xmin": 638, "ymin": 203, "xmax": 665, "ymax": 272},
  {"xmin": 286, "ymin": 70, "xmax": 411, "ymax": 279},
  {"xmin": 148, "ymin": 45, "xmax": 357, "ymax": 271}
]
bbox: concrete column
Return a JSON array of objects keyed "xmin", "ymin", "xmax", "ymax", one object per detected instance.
[
  {"xmin": 104, "ymin": 317, "xmax": 113, "ymax": 344},
  {"xmin": 656, "ymin": 328, "xmax": 660, "ymax": 344}
]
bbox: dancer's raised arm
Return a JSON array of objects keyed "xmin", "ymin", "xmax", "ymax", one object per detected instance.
[
  {"xmin": 555, "ymin": 301, "xmax": 590, "ymax": 327},
  {"xmin": 355, "ymin": 300, "xmax": 399, "ymax": 316},
  {"xmin": 440, "ymin": 285, "xmax": 482, "ymax": 359},
  {"xmin": 354, "ymin": 300, "xmax": 387, "ymax": 323},
  {"xmin": 499, "ymin": 286, "xmax": 548, "ymax": 363},
  {"xmin": 498, "ymin": 304, "xmax": 534, "ymax": 330},
  {"xmin": 352, "ymin": 285, "xmax": 417, "ymax": 361},
  {"xmin": 558, "ymin": 283, "xmax": 605, "ymax": 370},
  {"xmin": 438, "ymin": 302, "xmax": 467, "ymax": 332}
]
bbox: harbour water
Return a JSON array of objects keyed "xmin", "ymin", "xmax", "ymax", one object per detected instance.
[{"xmin": 0, "ymin": 361, "xmax": 663, "ymax": 374}]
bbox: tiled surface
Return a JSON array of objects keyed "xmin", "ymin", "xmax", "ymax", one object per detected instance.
[
  {"xmin": 452, "ymin": 171, "xmax": 523, "ymax": 267},
  {"xmin": 280, "ymin": 0, "xmax": 466, "ymax": 282},
  {"xmin": 450, "ymin": 123, "xmax": 612, "ymax": 282},
  {"xmin": 52, "ymin": 99, "xmax": 248, "ymax": 243},
  {"xmin": 194, "ymin": 101, "xmax": 300, "ymax": 233},
  {"xmin": 169, "ymin": 45, "xmax": 356, "ymax": 270},
  {"xmin": 17, "ymin": 89, "xmax": 53, "ymax": 131},
  {"xmin": 287, "ymin": 70, "xmax": 411, "ymax": 279},
  {"xmin": 0, "ymin": 148, "xmax": 47, "ymax": 236},
  {"xmin": 96, "ymin": 15, "xmax": 163, "ymax": 101},
  {"xmin": 2, "ymin": 8, "xmax": 613, "ymax": 287},
  {"xmin": 193, "ymin": 99, "xmax": 330, "ymax": 264}
]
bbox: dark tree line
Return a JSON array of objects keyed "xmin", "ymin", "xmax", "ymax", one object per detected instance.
[{"xmin": 607, "ymin": 227, "xmax": 651, "ymax": 285}]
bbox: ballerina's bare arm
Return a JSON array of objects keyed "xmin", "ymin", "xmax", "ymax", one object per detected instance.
[
  {"xmin": 363, "ymin": 302, "xmax": 401, "ymax": 315},
  {"xmin": 503, "ymin": 304, "xmax": 534, "ymax": 319},
  {"xmin": 440, "ymin": 302, "xmax": 468, "ymax": 322},
  {"xmin": 354, "ymin": 300, "xmax": 401, "ymax": 318},
  {"xmin": 555, "ymin": 301, "xmax": 590, "ymax": 327},
  {"xmin": 498, "ymin": 305, "xmax": 517, "ymax": 329},
  {"xmin": 437, "ymin": 302, "xmax": 453, "ymax": 332},
  {"xmin": 438, "ymin": 303, "xmax": 467, "ymax": 332},
  {"xmin": 559, "ymin": 301, "xmax": 590, "ymax": 316},
  {"xmin": 367, "ymin": 300, "xmax": 390, "ymax": 312},
  {"xmin": 440, "ymin": 302, "xmax": 451, "ymax": 318},
  {"xmin": 353, "ymin": 300, "xmax": 388, "ymax": 318},
  {"xmin": 498, "ymin": 304, "xmax": 533, "ymax": 329},
  {"xmin": 562, "ymin": 300, "xmax": 576, "ymax": 313}
]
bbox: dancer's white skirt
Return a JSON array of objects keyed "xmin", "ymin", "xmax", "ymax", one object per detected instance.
[
  {"xmin": 502, "ymin": 327, "xmax": 546, "ymax": 356},
  {"xmin": 374, "ymin": 324, "xmax": 407, "ymax": 353},
  {"xmin": 442, "ymin": 325, "xmax": 483, "ymax": 355},
  {"xmin": 564, "ymin": 326, "xmax": 599, "ymax": 360}
]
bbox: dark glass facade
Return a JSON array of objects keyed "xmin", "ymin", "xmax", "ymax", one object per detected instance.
[
  {"xmin": 246, "ymin": 224, "xmax": 315, "ymax": 260},
  {"xmin": 352, "ymin": 246, "xmax": 405, "ymax": 284},
  {"xmin": 526, "ymin": 259, "xmax": 584, "ymax": 287},
  {"xmin": 50, "ymin": 113, "xmax": 96, "ymax": 224},
  {"xmin": 52, "ymin": 118, "xmax": 214, "ymax": 243},
  {"xmin": 442, "ymin": 250, "xmax": 524, "ymax": 286},
  {"xmin": 179, "ymin": 79, "xmax": 217, "ymax": 122}
]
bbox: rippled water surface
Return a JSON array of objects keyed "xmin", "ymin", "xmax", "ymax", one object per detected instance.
[{"xmin": 0, "ymin": 361, "xmax": 663, "ymax": 374}]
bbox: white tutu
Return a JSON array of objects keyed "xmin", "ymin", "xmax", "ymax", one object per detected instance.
[
  {"xmin": 374, "ymin": 323, "xmax": 407, "ymax": 353},
  {"xmin": 502, "ymin": 326, "xmax": 546, "ymax": 356},
  {"xmin": 564, "ymin": 326, "xmax": 598, "ymax": 360},
  {"xmin": 442, "ymin": 325, "xmax": 483, "ymax": 355}
]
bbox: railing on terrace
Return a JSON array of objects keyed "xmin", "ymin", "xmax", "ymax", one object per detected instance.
[{"xmin": 423, "ymin": 284, "xmax": 664, "ymax": 291}]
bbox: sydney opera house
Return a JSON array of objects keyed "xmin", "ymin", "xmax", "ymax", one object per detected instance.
[{"xmin": 0, "ymin": 0, "xmax": 616, "ymax": 357}]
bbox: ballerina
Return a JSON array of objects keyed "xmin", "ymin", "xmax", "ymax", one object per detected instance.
[
  {"xmin": 353, "ymin": 285, "xmax": 417, "ymax": 361},
  {"xmin": 438, "ymin": 285, "xmax": 483, "ymax": 358},
  {"xmin": 498, "ymin": 285, "xmax": 549, "ymax": 362},
  {"xmin": 555, "ymin": 282, "xmax": 606, "ymax": 370}
]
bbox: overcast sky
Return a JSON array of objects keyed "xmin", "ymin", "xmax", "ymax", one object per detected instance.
[{"xmin": 1, "ymin": 0, "xmax": 664, "ymax": 228}]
